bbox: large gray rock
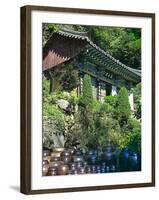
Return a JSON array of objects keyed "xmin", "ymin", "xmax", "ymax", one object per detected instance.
[{"xmin": 57, "ymin": 99, "xmax": 70, "ymax": 111}]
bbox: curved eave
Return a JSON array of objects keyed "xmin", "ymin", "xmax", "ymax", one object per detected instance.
[
  {"xmin": 83, "ymin": 45, "xmax": 141, "ymax": 83},
  {"xmin": 51, "ymin": 29, "xmax": 141, "ymax": 83}
]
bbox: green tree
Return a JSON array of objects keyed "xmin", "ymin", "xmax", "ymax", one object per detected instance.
[
  {"xmin": 90, "ymin": 27, "xmax": 141, "ymax": 69},
  {"xmin": 42, "ymin": 24, "xmax": 141, "ymax": 153},
  {"xmin": 60, "ymin": 64, "xmax": 79, "ymax": 92},
  {"xmin": 46, "ymin": 63, "xmax": 79, "ymax": 93},
  {"xmin": 79, "ymin": 74, "xmax": 93, "ymax": 108},
  {"xmin": 127, "ymin": 118, "xmax": 141, "ymax": 153},
  {"xmin": 104, "ymin": 95, "xmax": 118, "ymax": 115},
  {"xmin": 116, "ymin": 87, "xmax": 131, "ymax": 126}
]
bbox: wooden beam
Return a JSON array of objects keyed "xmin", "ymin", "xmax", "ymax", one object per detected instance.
[
  {"xmin": 81, "ymin": 68, "xmax": 124, "ymax": 88},
  {"xmin": 82, "ymin": 49, "xmax": 140, "ymax": 83},
  {"xmin": 82, "ymin": 51, "xmax": 140, "ymax": 84}
]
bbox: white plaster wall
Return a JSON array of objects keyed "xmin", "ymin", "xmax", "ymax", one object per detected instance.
[
  {"xmin": 112, "ymin": 85, "xmax": 117, "ymax": 96},
  {"xmin": 128, "ymin": 92, "xmax": 134, "ymax": 111}
]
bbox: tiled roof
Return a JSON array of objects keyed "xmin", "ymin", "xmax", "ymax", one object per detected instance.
[{"xmin": 56, "ymin": 28, "xmax": 141, "ymax": 83}]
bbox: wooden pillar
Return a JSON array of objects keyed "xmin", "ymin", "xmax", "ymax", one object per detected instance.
[
  {"xmin": 99, "ymin": 81, "xmax": 101, "ymax": 101},
  {"xmin": 79, "ymin": 71, "xmax": 83, "ymax": 95},
  {"xmin": 96, "ymin": 79, "xmax": 99, "ymax": 100},
  {"xmin": 76, "ymin": 84, "xmax": 80, "ymax": 96}
]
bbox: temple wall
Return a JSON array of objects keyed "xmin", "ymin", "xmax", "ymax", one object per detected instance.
[{"xmin": 112, "ymin": 86, "xmax": 117, "ymax": 96}]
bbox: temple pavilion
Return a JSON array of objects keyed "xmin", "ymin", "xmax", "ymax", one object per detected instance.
[{"xmin": 42, "ymin": 28, "xmax": 141, "ymax": 110}]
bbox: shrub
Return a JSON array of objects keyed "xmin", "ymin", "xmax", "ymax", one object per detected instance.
[
  {"xmin": 93, "ymin": 112, "xmax": 121, "ymax": 149},
  {"xmin": 79, "ymin": 74, "xmax": 93, "ymax": 108},
  {"xmin": 43, "ymin": 104, "xmax": 65, "ymax": 149},
  {"xmin": 131, "ymin": 83, "xmax": 141, "ymax": 119},
  {"xmin": 116, "ymin": 87, "xmax": 131, "ymax": 126},
  {"xmin": 60, "ymin": 64, "xmax": 79, "ymax": 92},
  {"xmin": 104, "ymin": 95, "xmax": 117, "ymax": 108},
  {"xmin": 127, "ymin": 118, "xmax": 141, "ymax": 153},
  {"xmin": 91, "ymin": 99, "xmax": 102, "ymax": 113}
]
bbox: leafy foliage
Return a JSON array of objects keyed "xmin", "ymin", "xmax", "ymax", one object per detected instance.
[
  {"xmin": 131, "ymin": 83, "xmax": 141, "ymax": 119},
  {"xmin": 104, "ymin": 95, "xmax": 118, "ymax": 107},
  {"xmin": 116, "ymin": 87, "xmax": 131, "ymax": 126},
  {"xmin": 79, "ymin": 74, "xmax": 93, "ymax": 108},
  {"xmin": 127, "ymin": 118, "xmax": 141, "ymax": 153},
  {"xmin": 43, "ymin": 104, "xmax": 65, "ymax": 149},
  {"xmin": 59, "ymin": 64, "xmax": 79, "ymax": 92},
  {"xmin": 90, "ymin": 27, "xmax": 141, "ymax": 69},
  {"xmin": 46, "ymin": 64, "xmax": 79, "ymax": 93},
  {"xmin": 42, "ymin": 24, "xmax": 141, "ymax": 154},
  {"xmin": 42, "ymin": 23, "xmax": 60, "ymax": 46},
  {"xmin": 104, "ymin": 95, "xmax": 118, "ymax": 115},
  {"xmin": 43, "ymin": 76, "xmax": 141, "ymax": 153}
]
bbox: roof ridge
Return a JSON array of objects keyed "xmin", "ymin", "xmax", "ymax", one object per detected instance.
[{"xmin": 60, "ymin": 27, "xmax": 89, "ymax": 37}]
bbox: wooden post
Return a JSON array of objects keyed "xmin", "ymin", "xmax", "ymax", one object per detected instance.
[
  {"xmin": 79, "ymin": 71, "xmax": 83, "ymax": 95},
  {"xmin": 99, "ymin": 81, "xmax": 101, "ymax": 101},
  {"xmin": 49, "ymin": 78, "xmax": 53, "ymax": 93},
  {"xmin": 96, "ymin": 79, "xmax": 100, "ymax": 100},
  {"xmin": 77, "ymin": 85, "xmax": 80, "ymax": 96}
]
